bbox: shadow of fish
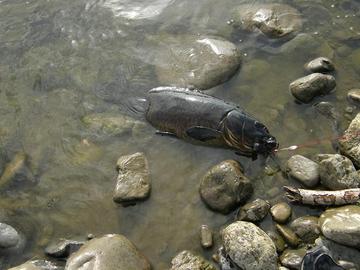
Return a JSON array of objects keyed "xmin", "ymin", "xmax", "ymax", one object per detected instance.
[{"xmin": 145, "ymin": 87, "xmax": 278, "ymax": 159}]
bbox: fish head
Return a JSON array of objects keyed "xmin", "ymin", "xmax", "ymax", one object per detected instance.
[{"xmin": 224, "ymin": 110, "xmax": 278, "ymax": 156}]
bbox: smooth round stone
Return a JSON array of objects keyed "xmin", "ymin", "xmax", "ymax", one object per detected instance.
[
  {"xmin": 280, "ymin": 248, "xmax": 307, "ymax": 270},
  {"xmin": 270, "ymin": 202, "xmax": 292, "ymax": 224},
  {"xmin": 0, "ymin": 223, "xmax": 20, "ymax": 249},
  {"xmin": 154, "ymin": 35, "xmax": 241, "ymax": 90},
  {"xmin": 305, "ymin": 57, "xmax": 335, "ymax": 73},
  {"xmin": 237, "ymin": 198, "xmax": 271, "ymax": 222},
  {"xmin": 199, "ymin": 160, "xmax": 253, "ymax": 214},
  {"xmin": 200, "ymin": 225, "xmax": 213, "ymax": 249},
  {"xmin": 276, "ymin": 224, "xmax": 301, "ymax": 248},
  {"xmin": 170, "ymin": 250, "xmax": 216, "ymax": 270},
  {"xmin": 290, "ymin": 216, "xmax": 320, "ymax": 244},
  {"xmin": 348, "ymin": 89, "xmax": 360, "ymax": 103},
  {"xmin": 221, "ymin": 221, "xmax": 278, "ymax": 270},
  {"xmin": 286, "ymin": 155, "xmax": 320, "ymax": 188},
  {"xmin": 319, "ymin": 205, "xmax": 360, "ymax": 248},
  {"xmin": 289, "ymin": 73, "xmax": 336, "ymax": 103},
  {"xmin": 65, "ymin": 234, "xmax": 151, "ymax": 270}
]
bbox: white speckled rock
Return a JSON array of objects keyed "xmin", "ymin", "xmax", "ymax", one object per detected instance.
[
  {"xmin": 170, "ymin": 250, "xmax": 216, "ymax": 270},
  {"xmin": 339, "ymin": 113, "xmax": 360, "ymax": 168},
  {"xmin": 286, "ymin": 155, "xmax": 319, "ymax": 187},
  {"xmin": 8, "ymin": 260, "xmax": 60, "ymax": 270},
  {"xmin": 65, "ymin": 234, "xmax": 151, "ymax": 270},
  {"xmin": 221, "ymin": 221, "xmax": 277, "ymax": 270},
  {"xmin": 319, "ymin": 205, "xmax": 360, "ymax": 248}
]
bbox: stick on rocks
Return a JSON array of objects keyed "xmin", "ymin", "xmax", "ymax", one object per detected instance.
[{"xmin": 283, "ymin": 186, "xmax": 360, "ymax": 206}]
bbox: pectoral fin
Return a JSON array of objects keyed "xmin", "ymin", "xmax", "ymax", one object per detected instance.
[{"xmin": 186, "ymin": 126, "xmax": 222, "ymax": 142}]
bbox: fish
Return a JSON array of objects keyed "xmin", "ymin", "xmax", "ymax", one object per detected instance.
[
  {"xmin": 145, "ymin": 87, "xmax": 278, "ymax": 159},
  {"xmin": 301, "ymin": 246, "xmax": 344, "ymax": 270}
]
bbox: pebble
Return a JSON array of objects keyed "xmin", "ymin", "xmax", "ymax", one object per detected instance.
[
  {"xmin": 290, "ymin": 216, "xmax": 320, "ymax": 244},
  {"xmin": 280, "ymin": 248, "xmax": 307, "ymax": 270},
  {"xmin": 8, "ymin": 260, "xmax": 61, "ymax": 270},
  {"xmin": 45, "ymin": 239, "xmax": 84, "ymax": 258},
  {"xmin": 267, "ymin": 231, "xmax": 286, "ymax": 253},
  {"xmin": 0, "ymin": 223, "xmax": 20, "ymax": 249},
  {"xmin": 276, "ymin": 224, "xmax": 301, "ymax": 248},
  {"xmin": 348, "ymin": 89, "xmax": 360, "ymax": 103},
  {"xmin": 305, "ymin": 57, "xmax": 335, "ymax": 73},
  {"xmin": 289, "ymin": 73, "xmax": 336, "ymax": 103},
  {"xmin": 270, "ymin": 202, "xmax": 292, "ymax": 224},
  {"xmin": 200, "ymin": 225, "xmax": 213, "ymax": 249},
  {"xmin": 237, "ymin": 198, "xmax": 271, "ymax": 222},
  {"xmin": 170, "ymin": 250, "xmax": 216, "ymax": 270},
  {"xmin": 286, "ymin": 155, "xmax": 320, "ymax": 187},
  {"xmin": 339, "ymin": 113, "xmax": 360, "ymax": 168}
]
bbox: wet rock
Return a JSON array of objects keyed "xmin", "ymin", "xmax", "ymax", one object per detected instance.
[
  {"xmin": 286, "ymin": 155, "xmax": 320, "ymax": 188},
  {"xmin": 232, "ymin": 4, "xmax": 302, "ymax": 38},
  {"xmin": 289, "ymin": 73, "xmax": 336, "ymax": 103},
  {"xmin": 199, "ymin": 160, "xmax": 253, "ymax": 214},
  {"xmin": 338, "ymin": 260, "xmax": 358, "ymax": 270},
  {"xmin": 237, "ymin": 198, "xmax": 270, "ymax": 222},
  {"xmin": 65, "ymin": 234, "xmax": 151, "ymax": 270},
  {"xmin": 221, "ymin": 221, "xmax": 277, "ymax": 270},
  {"xmin": 339, "ymin": 113, "xmax": 360, "ymax": 168},
  {"xmin": 8, "ymin": 260, "xmax": 61, "ymax": 270},
  {"xmin": 280, "ymin": 248, "xmax": 307, "ymax": 270},
  {"xmin": 348, "ymin": 89, "xmax": 360, "ymax": 103},
  {"xmin": 45, "ymin": 239, "xmax": 84, "ymax": 258},
  {"xmin": 314, "ymin": 101, "xmax": 339, "ymax": 122},
  {"xmin": 305, "ymin": 57, "xmax": 335, "ymax": 73},
  {"xmin": 170, "ymin": 250, "xmax": 216, "ymax": 270},
  {"xmin": 290, "ymin": 216, "xmax": 320, "ymax": 244},
  {"xmin": 319, "ymin": 205, "xmax": 360, "ymax": 248},
  {"xmin": 82, "ymin": 113, "xmax": 145, "ymax": 137},
  {"xmin": 0, "ymin": 152, "xmax": 28, "ymax": 189},
  {"xmin": 270, "ymin": 202, "xmax": 292, "ymax": 224},
  {"xmin": 0, "ymin": 223, "xmax": 20, "ymax": 249},
  {"xmin": 276, "ymin": 224, "xmax": 301, "ymax": 248},
  {"xmin": 200, "ymin": 225, "xmax": 213, "ymax": 249},
  {"xmin": 317, "ymin": 154, "xmax": 360, "ymax": 190},
  {"xmin": 154, "ymin": 35, "xmax": 241, "ymax": 90},
  {"xmin": 267, "ymin": 231, "xmax": 286, "ymax": 253},
  {"xmin": 113, "ymin": 152, "xmax": 151, "ymax": 204}
]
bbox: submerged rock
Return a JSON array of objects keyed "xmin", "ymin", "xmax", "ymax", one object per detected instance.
[
  {"xmin": 305, "ymin": 57, "xmax": 335, "ymax": 73},
  {"xmin": 232, "ymin": 4, "xmax": 302, "ymax": 38},
  {"xmin": 317, "ymin": 154, "xmax": 360, "ymax": 190},
  {"xmin": 236, "ymin": 198, "xmax": 270, "ymax": 222},
  {"xmin": 289, "ymin": 73, "xmax": 336, "ymax": 103},
  {"xmin": 154, "ymin": 35, "xmax": 241, "ymax": 90},
  {"xmin": 319, "ymin": 205, "xmax": 360, "ymax": 249},
  {"xmin": 286, "ymin": 155, "xmax": 320, "ymax": 188},
  {"xmin": 0, "ymin": 223, "xmax": 21, "ymax": 249},
  {"xmin": 65, "ymin": 234, "xmax": 151, "ymax": 270},
  {"xmin": 290, "ymin": 216, "xmax": 320, "ymax": 244},
  {"xmin": 270, "ymin": 202, "xmax": 292, "ymax": 224},
  {"xmin": 170, "ymin": 250, "xmax": 216, "ymax": 270},
  {"xmin": 0, "ymin": 152, "xmax": 28, "ymax": 189},
  {"xmin": 348, "ymin": 89, "xmax": 360, "ymax": 104},
  {"xmin": 113, "ymin": 152, "xmax": 151, "ymax": 204},
  {"xmin": 45, "ymin": 239, "xmax": 84, "ymax": 258},
  {"xmin": 200, "ymin": 225, "xmax": 213, "ymax": 249},
  {"xmin": 280, "ymin": 248, "xmax": 307, "ymax": 270},
  {"xmin": 221, "ymin": 221, "xmax": 277, "ymax": 270},
  {"xmin": 338, "ymin": 113, "xmax": 360, "ymax": 168},
  {"xmin": 8, "ymin": 260, "xmax": 61, "ymax": 270},
  {"xmin": 199, "ymin": 160, "xmax": 253, "ymax": 214},
  {"xmin": 82, "ymin": 113, "xmax": 145, "ymax": 137},
  {"xmin": 267, "ymin": 231, "xmax": 286, "ymax": 253},
  {"xmin": 276, "ymin": 224, "xmax": 301, "ymax": 248}
]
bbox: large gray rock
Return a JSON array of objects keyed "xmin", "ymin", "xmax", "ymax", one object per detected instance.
[
  {"xmin": 221, "ymin": 221, "xmax": 277, "ymax": 270},
  {"xmin": 65, "ymin": 234, "xmax": 150, "ymax": 270},
  {"xmin": 113, "ymin": 152, "xmax": 151, "ymax": 204},
  {"xmin": 154, "ymin": 35, "xmax": 241, "ymax": 90},
  {"xmin": 317, "ymin": 154, "xmax": 360, "ymax": 190},
  {"xmin": 0, "ymin": 223, "xmax": 20, "ymax": 249},
  {"xmin": 289, "ymin": 73, "xmax": 336, "ymax": 103},
  {"xmin": 319, "ymin": 205, "xmax": 360, "ymax": 249},
  {"xmin": 232, "ymin": 4, "xmax": 302, "ymax": 38},
  {"xmin": 170, "ymin": 250, "xmax": 216, "ymax": 270},
  {"xmin": 8, "ymin": 260, "xmax": 61, "ymax": 270},
  {"xmin": 339, "ymin": 113, "xmax": 360, "ymax": 168},
  {"xmin": 199, "ymin": 160, "xmax": 253, "ymax": 214},
  {"xmin": 286, "ymin": 155, "xmax": 320, "ymax": 188}
]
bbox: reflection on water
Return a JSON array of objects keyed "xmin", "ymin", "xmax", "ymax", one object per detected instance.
[{"xmin": 0, "ymin": 0, "xmax": 359, "ymax": 269}]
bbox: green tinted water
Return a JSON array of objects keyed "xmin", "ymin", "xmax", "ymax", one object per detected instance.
[{"xmin": 0, "ymin": 0, "xmax": 359, "ymax": 268}]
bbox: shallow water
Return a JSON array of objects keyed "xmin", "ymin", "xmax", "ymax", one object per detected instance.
[{"xmin": 0, "ymin": 0, "xmax": 359, "ymax": 268}]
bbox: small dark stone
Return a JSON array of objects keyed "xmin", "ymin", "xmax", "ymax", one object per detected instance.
[
  {"xmin": 305, "ymin": 57, "xmax": 335, "ymax": 73},
  {"xmin": 237, "ymin": 198, "xmax": 270, "ymax": 222}
]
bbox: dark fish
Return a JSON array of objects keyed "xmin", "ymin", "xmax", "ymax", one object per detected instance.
[
  {"xmin": 301, "ymin": 246, "xmax": 344, "ymax": 270},
  {"xmin": 145, "ymin": 87, "xmax": 278, "ymax": 159}
]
